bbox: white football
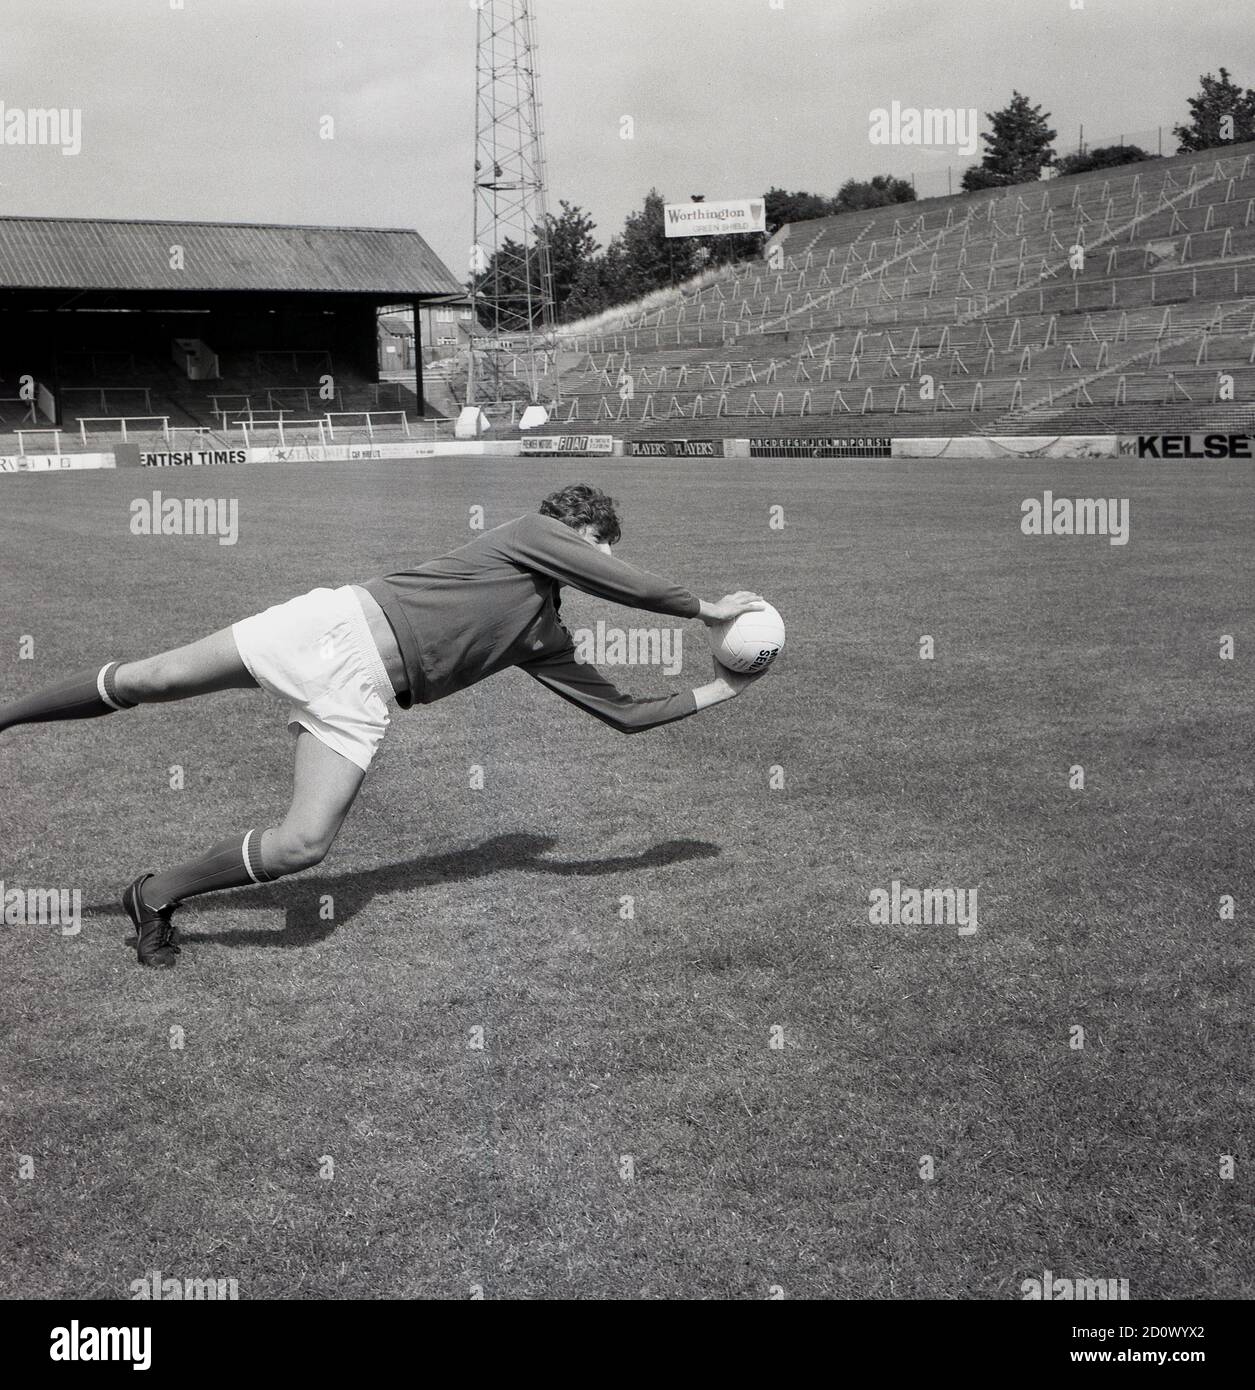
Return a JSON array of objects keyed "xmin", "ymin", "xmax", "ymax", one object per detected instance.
[{"xmin": 712, "ymin": 601, "xmax": 785, "ymax": 674}]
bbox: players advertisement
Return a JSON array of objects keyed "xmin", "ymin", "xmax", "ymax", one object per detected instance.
[
  {"xmin": 1119, "ymin": 433, "xmax": 1255, "ymax": 459},
  {"xmin": 749, "ymin": 436, "xmax": 893, "ymax": 458},
  {"xmin": 520, "ymin": 434, "xmax": 615, "ymax": 456},
  {"xmin": 627, "ymin": 439, "xmax": 719, "ymax": 457},
  {"xmin": 664, "ymin": 197, "xmax": 766, "ymax": 239}
]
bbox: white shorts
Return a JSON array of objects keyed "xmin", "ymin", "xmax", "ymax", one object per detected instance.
[{"xmin": 231, "ymin": 586, "xmax": 396, "ymax": 772}]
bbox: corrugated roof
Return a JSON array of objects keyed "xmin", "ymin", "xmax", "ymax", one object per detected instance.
[{"xmin": 0, "ymin": 217, "xmax": 464, "ymax": 296}]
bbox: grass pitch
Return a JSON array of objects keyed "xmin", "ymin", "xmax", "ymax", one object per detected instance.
[{"xmin": 1, "ymin": 456, "xmax": 1251, "ymax": 1299}]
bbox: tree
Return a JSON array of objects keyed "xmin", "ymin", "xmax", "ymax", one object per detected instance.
[
  {"xmin": 833, "ymin": 175, "xmax": 915, "ymax": 212},
  {"xmin": 960, "ymin": 164, "xmax": 1007, "ymax": 192},
  {"xmin": 692, "ymin": 229, "xmax": 765, "ymax": 270},
  {"xmin": 541, "ymin": 201, "xmax": 600, "ymax": 320},
  {"xmin": 1174, "ymin": 67, "xmax": 1255, "ymax": 152},
  {"xmin": 468, "ymin": 234, "xmax": 534, "ymax": 331},
  {"xmin": 1055, "ymin": 143, "xmax": 1156, "ymax": 177},
  {"xmin": 469, "ymin": 202, "xmax": 601, "ymax": 327},
  {"xmin": 620, "ymin": 188, "xmax": 698, "ymax": 296},
  {"xmin": 963, "ymin": 90, "xmax": 1057, "ymax": 189},
  {"xmin": 561, "ymin": 237, "xmax": 629, "ymax": 322},
  {"xmin": 764, "ymin": 187, "xmax": 834, "ymax": 234}
]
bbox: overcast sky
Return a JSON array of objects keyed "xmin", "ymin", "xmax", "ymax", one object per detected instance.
[{"xmin": 0, "ymin": 0, "xmax": 1247, "ymax": 280}]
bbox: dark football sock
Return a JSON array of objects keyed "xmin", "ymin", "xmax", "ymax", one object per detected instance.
[
  {"xmin": 0, "ymin": 662, "xmax": 137, "ymax": 732},
  {"xmin": 143, "ymin": 830, "xmax": 278, "ymax": 912}
]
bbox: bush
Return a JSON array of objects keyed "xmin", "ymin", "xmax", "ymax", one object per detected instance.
[{"xmin": 1055, "ymin": 144, "xmax": 1157, "ymax": 176}]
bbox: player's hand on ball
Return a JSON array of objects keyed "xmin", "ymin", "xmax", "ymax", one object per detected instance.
[
  {"xmin": 708, "ymin": 598, "xmax": 784, "ymax": 677},
  {"xmin": 716, "ymin": 662, "xmax": 765, "ymax": 696},
  {"xmin": 699, "ymin": 591, "xmax": 766, "ymax": 625}
]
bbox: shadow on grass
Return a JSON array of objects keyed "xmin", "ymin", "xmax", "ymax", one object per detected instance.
[{"xmin": 96, "ymin": 832, "xmax": 720, "ymax": 947}]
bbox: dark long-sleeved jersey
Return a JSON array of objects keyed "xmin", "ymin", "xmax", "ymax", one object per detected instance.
[{"xmin": 362, "ymin": 513, "xmax": 702, "ymax": 734}]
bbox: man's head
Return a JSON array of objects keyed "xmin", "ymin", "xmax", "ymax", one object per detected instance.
[{"xmin": 539, "ymin": 484, "xmax": 621, "ymax": 553}]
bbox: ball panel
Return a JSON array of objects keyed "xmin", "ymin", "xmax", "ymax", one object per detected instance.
[{"xmin": 712, "ymin": 602, "xmax": 785, "ymax": 673}]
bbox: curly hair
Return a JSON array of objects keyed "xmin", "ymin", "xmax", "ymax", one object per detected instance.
[{"xmin": 537, "ymin": 484, "xmax": 622, "ymax": 545}]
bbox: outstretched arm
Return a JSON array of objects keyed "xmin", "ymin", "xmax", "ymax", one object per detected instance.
[
  {"xmin": 501, "ymin": 516, "xmax": 768, "ymax": 630},
  {"xmin": 500, "ymin": 514, "xmax": 702, "ymax": 617},
  {"xmin": 520, "ymin": 644, "xmax": 763, "ymax": 735}
]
